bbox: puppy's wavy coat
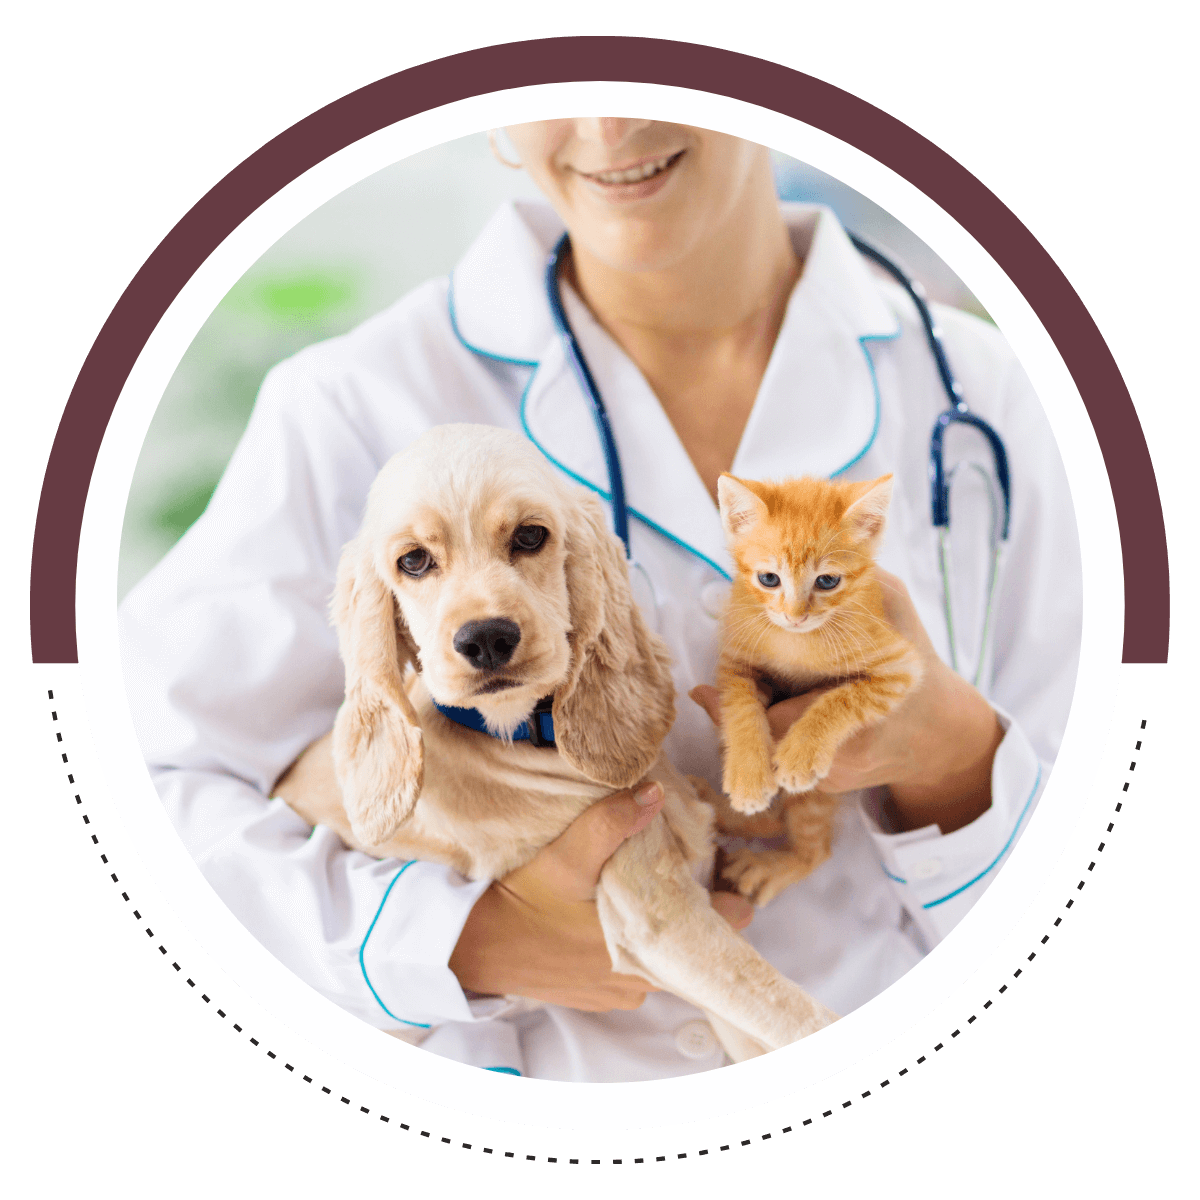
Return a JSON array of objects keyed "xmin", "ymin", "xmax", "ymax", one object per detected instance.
[{"xmin": 276, "ymin": 424, "xmax": 835, "ymax": 1060}]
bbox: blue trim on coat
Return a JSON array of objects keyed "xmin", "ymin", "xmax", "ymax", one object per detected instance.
[
  {"xmin": 447, "ymin": 273, "xmax": 540, "ymax": 368},
  {"xmin": 829, "ymin": 329, "xmax": 902, "ymax": 478},
  {"xmin": 360, "ymin": 860, "xmax": 431, "ymax": 1028},
  {"xmin": 921, "ymin": 765, "xmax": 1042, "ymax": 909},
  {"xmin": 878, "ymin": 764, "xmax": 1043, "ymax": 904}
]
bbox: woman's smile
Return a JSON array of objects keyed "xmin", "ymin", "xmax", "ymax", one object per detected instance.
[{"xmin": 571, "ymin": 149, "xmax": 687, "ymax": 201}]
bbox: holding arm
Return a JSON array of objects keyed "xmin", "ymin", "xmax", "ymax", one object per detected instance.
[{"xmin": 448, "ymin": 781, "xmax": 753, "ymax": 1010}]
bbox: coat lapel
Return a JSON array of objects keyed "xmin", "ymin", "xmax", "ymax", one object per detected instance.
[
  {"xmin": 449, "ymin": 200, "xmax": 564, "ymax": 365},
  {"xmin": 732, "ymin": 205, "xmax": 900, "ymax": 482}
]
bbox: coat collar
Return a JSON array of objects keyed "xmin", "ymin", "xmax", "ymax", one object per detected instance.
[
  {"xmin": 450, "ymin": 201, "xmax": 902, "ymax": 575},
  {"xmin": 449, "ymin": 200, "xmax": 564, "ymax": 365}
]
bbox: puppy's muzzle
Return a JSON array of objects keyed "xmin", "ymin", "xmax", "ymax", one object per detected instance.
[{"xmin": 453, "ymin": 618, "xmax": 521, "ymax": 671}]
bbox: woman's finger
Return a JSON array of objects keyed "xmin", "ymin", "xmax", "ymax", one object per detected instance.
[
  {"xmin": 765, "ymin": 689, "xmax": 825, "ymax": 740},
  {"xmin": 533, "ymin": 782, "xmax": 665, "ymax": 901},
  {"xmin": 876, "ymin": 568, "xmax": 936, "ymax": 653},
  {"xmin": 710, "ymin": 891, "xmax": 754, "ymax": 931},
  {"xmin": 689, "ymin": 684, "xmax": 722, "ymax": 726}
]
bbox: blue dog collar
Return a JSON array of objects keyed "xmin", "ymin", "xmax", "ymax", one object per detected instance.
[{"xmin": 432, "ymin": 695, "xmax": 556, "ymax": 747}]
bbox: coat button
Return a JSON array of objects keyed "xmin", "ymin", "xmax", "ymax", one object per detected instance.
[
  {"xmin": 700, "ymin": 580, "xmax": 731, "ymax": 619},
  {"xmin": 674, "ymin": 1019, "xmax": 719, "ymax": 1059},
  {"xmin": 911, "ymin": 857, "xmax": 943, "ymax": 880}
]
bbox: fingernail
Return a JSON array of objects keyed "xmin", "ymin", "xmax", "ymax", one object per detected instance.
[{"xmin": 634, "ymin": 781, "xmax": 663, "ymax": 807}]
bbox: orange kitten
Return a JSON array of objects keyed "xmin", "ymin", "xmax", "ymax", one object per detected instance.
[{"xmin": 712, "ymin": 472, "xmax": 922, "ymax": 905}]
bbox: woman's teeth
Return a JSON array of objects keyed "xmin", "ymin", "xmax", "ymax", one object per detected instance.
[{"xmin": 585, "ymin": 154, "xmax": 677, "ymax": 184}]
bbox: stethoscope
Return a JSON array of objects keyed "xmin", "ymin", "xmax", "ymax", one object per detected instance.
[{"xmin": 543, "ymin": 231, "xmax": 1012, "ymax": 688}]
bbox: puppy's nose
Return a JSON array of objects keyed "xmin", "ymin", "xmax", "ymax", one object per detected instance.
[{"xmin": 453, "ymin": 618, "xmax": 521, "ymax": 671}]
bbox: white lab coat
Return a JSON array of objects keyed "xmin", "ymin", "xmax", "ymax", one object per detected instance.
[{"xmin": 119, "ymin": 200, "xmax": 1081, "ymax": 1082}]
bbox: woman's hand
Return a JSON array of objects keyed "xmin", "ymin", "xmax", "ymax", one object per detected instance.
[
  {"xmin": 449, "ymin": 782, "xmax": 754, "ymax": 1010},
  {"xmin": 691, "ymin": 570, "xmax": 1004, "ymax": 835}
]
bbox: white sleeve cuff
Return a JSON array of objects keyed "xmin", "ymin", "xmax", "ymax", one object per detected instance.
[
  {"xmin": 857, "ymin": 706, "xmax": 1044, "ymax": 946},
  {"xmin": 357, "ymin": 860, "xmax": 495, "ymax": 1028}
]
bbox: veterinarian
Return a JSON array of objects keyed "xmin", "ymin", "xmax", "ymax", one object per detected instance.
[{"xmin": 119, "ymin": 119, "xmax": 1081, "ymax": 1081}]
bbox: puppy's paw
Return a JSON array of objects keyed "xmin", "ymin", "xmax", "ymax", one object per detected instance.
[
  {"xmin": 723, "ymin": 749, "xmax": 778, "ymax": 814},
  {"xmin": 721, "ymin": 848, "xmax": 808, "ymax": 907}
]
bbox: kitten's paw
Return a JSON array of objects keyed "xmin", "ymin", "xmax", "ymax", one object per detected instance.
[
  {"xmin": 774, "ymin": 737, "xmax": 836, "ymax": 794},
  {"xmin": 726, "ymin": 786, "xmax": 778, "ymax": 815},
  {"xmin": 721, "ymin": 848, "xmax": 808, "ymax": 907},
  {"xmin": 723, "ymin": 752, "xmax": 778, "ymax": 814},
  {"xmin": 774, "ymin": 765, "xmax": 819, "ymax": 794}
]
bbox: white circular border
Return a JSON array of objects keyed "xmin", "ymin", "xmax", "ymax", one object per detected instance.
[{"xmin": 70, "ymin": 79, "xmax": 1128, "ymax": 1148}]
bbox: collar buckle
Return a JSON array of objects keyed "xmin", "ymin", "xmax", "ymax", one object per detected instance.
[{"xmin": 525, "ymin": 695, "xmax": 556, "ymax": 747}]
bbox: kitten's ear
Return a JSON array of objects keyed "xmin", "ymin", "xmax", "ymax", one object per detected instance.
[
  {"xmin": 717, "ymin": 474, "xmax": 768, "ymax": 540},
  {"xmin": 843, "ymin": 474, "xmax": 894, "ymax": 546}
]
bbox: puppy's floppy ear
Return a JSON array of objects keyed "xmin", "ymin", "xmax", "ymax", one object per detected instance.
[
  {"xmin": 330, "ymin": 536, "xmax": 423, "ymax": 846},
  {"xmin": 553, "ymin": 491, "xmax": 676, "ymax": 788}
]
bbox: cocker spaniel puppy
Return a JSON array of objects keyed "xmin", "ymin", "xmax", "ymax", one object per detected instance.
[{"xmin": 276, "ymin": 424, "xmax": 835, "ymax": 1059}]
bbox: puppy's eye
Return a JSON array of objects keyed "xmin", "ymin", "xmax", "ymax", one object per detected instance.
[
  {"xmin": 757, "ymin": 572, "xmax": 781, "ymax": 588},
  {"xmin": 398, "ymin": 548, "xmax": 433, "ymax": 577},
  {"xmin": 512, "ymin": 524, "xmax": 548, "ymax": 553},
  {"xmin": 814, "ymin": 574, "xmax": 841, "ymax": 591}
]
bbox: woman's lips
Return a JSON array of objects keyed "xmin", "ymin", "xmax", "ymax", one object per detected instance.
[{"xmin": 572, "ymin": 150, "xmax": 686, "ymax": 200}]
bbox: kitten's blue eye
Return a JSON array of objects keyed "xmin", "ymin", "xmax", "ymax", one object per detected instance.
[
  {"xmin": 757, "ymin": 572, "xmax": 781, "ymax": 588},
  {"xmin": 814, "ymin": 574, "xmax": 841, "ymax": 591}
]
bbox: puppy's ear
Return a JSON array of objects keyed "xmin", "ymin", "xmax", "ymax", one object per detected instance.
[
  {"xmin": 330, "ymin": 536, "xmax": 423, "ymax": 846},
  {"xmin": 553, "ymin": 492, "xmax": 676, "ymax": 788}
]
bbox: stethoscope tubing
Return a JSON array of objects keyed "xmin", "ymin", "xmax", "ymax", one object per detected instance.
[
  {"xmin": 847, "ymin": 234, "xmax": 1012, "ymax": 540},
  {"xmin": 545, "ymin": 236, "xmax": 631, "ymax": 554}
]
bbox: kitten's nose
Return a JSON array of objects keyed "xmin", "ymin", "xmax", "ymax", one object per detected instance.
[{"xmin": 453, "ymin": 618, "xmax": 521, "ymax": 671}]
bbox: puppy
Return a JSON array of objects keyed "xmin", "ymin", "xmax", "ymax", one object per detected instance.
[{"xmin": 275, "ymin": 424, "xmax": 836, "ymax": 1061}]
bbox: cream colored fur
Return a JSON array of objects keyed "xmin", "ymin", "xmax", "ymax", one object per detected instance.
[{"xmin": 275, "ymin": 425, "xmax": 836, "ymax": 1060}]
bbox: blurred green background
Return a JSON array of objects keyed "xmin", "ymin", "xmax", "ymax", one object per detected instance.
[{"xmin": 118, "ymin": 132, "xmax": 986, "ymax": 600}]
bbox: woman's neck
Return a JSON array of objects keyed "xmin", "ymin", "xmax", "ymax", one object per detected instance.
[
  {"xmin": 567, "ymin": 178, "xmax": 799, "ymax": 340},
  {"xmin": 564, "ymin": 175, "xmax": 801, "ymax": 502}
]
